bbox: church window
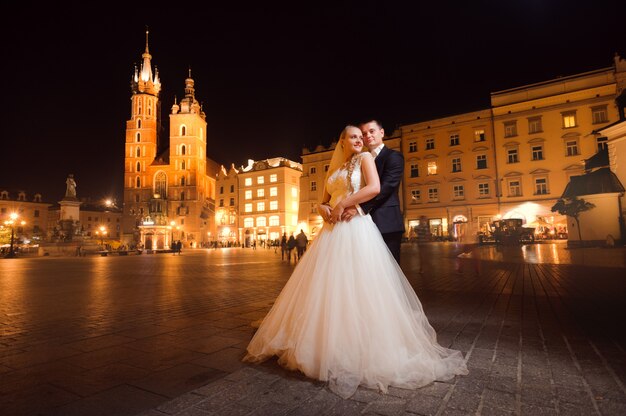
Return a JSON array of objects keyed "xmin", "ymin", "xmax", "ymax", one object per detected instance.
[
  {"xmin": 136, "ymin": 132, "xmax": 141, "ymax": 142},
  {"xmin": 181, "ymin": 125, "xmax": 187, "ymax": 136},
  {"xmin": 136, "ymin": 97, "xmax": 142, "ymax": 114},
  {"xmin": 136, "ymin": 146, "xmax": 141, "ymax": 157},
  {"xmin": 181, "ymin": 191, "xmax": 185, "ymax": 200},
  {"xmin": 135, "ymin": 194, "xmax": 139, "ymax": 202},
  {"xmin": 136, "ymin": 176, "xmax": 141, "ymax": 188},
  {"xmin": 154, "ymin": 172, "xmax": 167, "ymax": 197},
  {"xmin": 181, "ymin": 145, "xmax": 186, "ymax": 155},
  {"xmin": 136, "ymin": 162, "xmax": 141, "ymax": 172},
  {"xmin": 136, "ymin": 119, "xmax": 141, "ymax": 129},
  {"xmin": 181, "ymin": 176, "xmax": 186, "ymax": 186},
  {"xmin": 181, "ymin": 161, "xmax": 185, "ymax": 170},
  {"xmin": 147, "ymin": 100, "xmax": 153, "ymax": 116}
]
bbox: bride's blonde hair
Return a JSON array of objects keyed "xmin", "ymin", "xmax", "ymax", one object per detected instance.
[{"xmin": 323, "ymin": 125, "xmax": 361, "ymax": 198}]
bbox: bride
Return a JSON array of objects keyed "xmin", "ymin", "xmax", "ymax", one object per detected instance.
[{"xmin": 243, "ymin": 125, "xmax": 468, "ymax": 399}]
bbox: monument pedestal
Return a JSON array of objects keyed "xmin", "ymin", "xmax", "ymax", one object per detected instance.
[{"xmin": 58, "ymin": 198, "xmax": 82, "ymax": 241}]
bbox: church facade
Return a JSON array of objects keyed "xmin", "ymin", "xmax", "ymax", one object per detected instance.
[{"xmin": 121, "ymin": 32, "xmax": 218, "ymax": 249}]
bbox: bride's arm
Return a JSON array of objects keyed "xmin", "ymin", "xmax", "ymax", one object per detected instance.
[
  {"xmin": 330, "ymin": 153, "xmax": 380, "ymax": 221},
  {"xmin": 317, "ymin": 190, "xmax": 332, "ymax": 223}
]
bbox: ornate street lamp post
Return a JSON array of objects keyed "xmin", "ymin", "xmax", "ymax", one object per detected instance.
[{"xmin": 4, "ymin": 213, "xmax": 19, "ymax": 258}]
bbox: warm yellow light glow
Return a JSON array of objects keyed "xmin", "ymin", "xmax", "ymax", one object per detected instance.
[{"xmin": 9, "ymin": 213, "xmax": 18, "ymax": 220}]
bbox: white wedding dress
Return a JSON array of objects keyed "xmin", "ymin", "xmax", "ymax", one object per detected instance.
[{"xmin": 243, "ymin": 154, "xmax": 468, "ymax": 398}]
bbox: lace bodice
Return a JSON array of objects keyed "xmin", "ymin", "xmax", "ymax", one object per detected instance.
[{"xmin": 326, "ymin": 154, "xmax": 365, "ymax": 208}]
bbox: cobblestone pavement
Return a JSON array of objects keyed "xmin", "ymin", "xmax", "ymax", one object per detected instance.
[{"xmin": 1, "ymin": 243, "xmax": 625, "ymax": 415}]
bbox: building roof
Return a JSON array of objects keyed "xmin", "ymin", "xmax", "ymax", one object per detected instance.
[
  {"xmin": 562, "ymin": 167, "xmax": 625, "ymax": 198},
  {"xmin": 584, "ymin": 148, "xmax": 609, "ymax": 171}
]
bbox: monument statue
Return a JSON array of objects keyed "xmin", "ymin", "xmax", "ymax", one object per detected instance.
[{"xmin": 65, "ymin": 174, "xmax": 77, "ymax": 198}]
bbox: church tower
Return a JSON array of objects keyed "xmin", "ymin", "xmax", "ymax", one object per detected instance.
[
  {"xmin": 121, "ymin": 31, "xmax": 217, "ymax": 248},
  {"xmin": 122, "ymin": 30, "xmax": 162, "ymax": 241}
]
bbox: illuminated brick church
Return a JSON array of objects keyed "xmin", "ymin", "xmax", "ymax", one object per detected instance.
[{"xmin": 121, "ymin": 31, "xmax": 218, "ymax": 249}]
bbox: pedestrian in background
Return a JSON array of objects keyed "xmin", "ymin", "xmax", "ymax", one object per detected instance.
[
  {"xmin": 295, "ymin": 229, "xmax": 308, "ymax": 261},
  {"xmin": 280, "ymin": 233, "xmax": 288, "ymax": 260},
  {"xmin": 287, "ymin": 234, "xmax": 296, "ymax": 263}
]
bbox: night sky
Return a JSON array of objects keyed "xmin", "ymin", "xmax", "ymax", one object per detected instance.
[{"xmin": 1, "ymin": 1, "xmax": 624, "ymax": 204}]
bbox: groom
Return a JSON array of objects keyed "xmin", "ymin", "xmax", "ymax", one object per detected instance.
[{"xmin": 343, "ymin": 119, "xmax": 405, "ymax": 263}]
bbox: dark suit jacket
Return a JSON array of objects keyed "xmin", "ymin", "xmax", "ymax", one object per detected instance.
[{"xmin": 360, "ymin": 146, "xmax": 405, "ymax": 234}]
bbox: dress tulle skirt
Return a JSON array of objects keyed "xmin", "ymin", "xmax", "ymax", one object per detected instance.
[{"xmin": 243, "ymin": 215, "xmax": 468, "ymax": 398}]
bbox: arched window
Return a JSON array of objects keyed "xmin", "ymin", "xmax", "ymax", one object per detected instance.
[
  {"xmin": 181, "ymin": 125, "xmax": 187, "ymax": 136},
  {"xmin": 136, "ymin": 132, "xmax": 141, "ymax": 142},
  {"xmin": 148, "ymin": 99, "xmax": 153, "ymax": 116},
  {"xmin": 136, "ymin": 119, "xmax": 141, "ymax": 129},
  {"xmin": 154, "ymin": 172, "xmax": 167, "ymax": 197},
  {"xmin": 136, "ymin": 176, "xmax": 141, "ymax": 188},
  {"xmin": 181, "ymin": 145, "xmax": 186, "ymax": 155},
  {"xmin": 136, "ymin": 162, "xmax": 141, "ymax": 172},
  {"xmin": 181, "ymin": 176, "xmax": 185, "ymax": 186},
  {"xmin": 136, "ymin": 146, "xmax": 141, "ymax": 157},
  {"xmin": 137, "ymin": 97, "xmax": 142, "ymax": 114},
  {"xmin": 256, "ymin": 217, "xmax": 267, "ymax": 227},
  {"xmin": 34, "ymin": 193, "xmax": 42, "ymax": 202}
]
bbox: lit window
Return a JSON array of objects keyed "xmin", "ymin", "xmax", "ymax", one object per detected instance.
[
  {"xmin": 566, "ymin": 140, "xmax": 579, "ymax": 156},
  {"xmin": 270, "ymin": 201, "xmax": 278, "ymax": 210},
  {"xmin": 453, "ymin": 185, "xmax": 464, "ymax": 199},
  {"xmin": 508, "ymin": 180, "xmax": 521, "ymax": 197},
  {"xmin": 531, "ymin": 145, "xmax": 544, "ymax": 161},
  {"xmin": 292, "ymin": 187, "xmax": 298, "ymax": 197},
  {"xmin": 245, "ymin": 178, "xmax": 252, "ymax": 186},
  {"xmin": 269, "ymin": 216, "xmax": 279, "ymax": 226},
  {"xmin": 476, "ymin": 155, "xmax": 487, "ymax": 169},
  {"xmin": 562, "ymin": 112, "xmax": 577, "ymax": 128},
  {"xmin": 409, "ymin": 141, "xmax": 417, "ymax": 152},
  {"xmin": 427, "ymin": 161, "xmax": 437, "ymax": 175},
  {"xmin": 507, "ymin": 149, "xmax": 519, "ymax": 164},
  {"xmin": 410, "ymin": 164, "xmax": 419, "ymax": 178},
  {"xmin": 257, "ymin": 189, "xmax": 265, "ymax": 198},
  {"xmin": 244, "ymin": 217, "xmax": 254, "ymax": 227},
  {"xmin": 528, "ymin": 117, "xmax": 542, "ymax": 134},
  {"xmin": 257, "ymin": 176, "xmax": 264, "ymax": 184},
  {"xmin": 245, "ymin": 190, "xmax": 252, "ymax": 200},
  {"xmin": 452, "ymin": 158, "xmax": 462, "ymax": 173},
  {"xmin": 596, "ymin": 136, "xmax": 608, "ymax": 151},
  {"xmin": 411, "ymin": 190, "xmax": 420, "ymax": 202},
  {"xmin": 292, "ymin": 215, "xmax": 298, "ymax": 226},
  {"xmin": 535, "ymin": 178, "xmax": 548, "ymax": 195},
  {"xmin": 478, "ymin": 183, "xmax": 490, "ymax": 196},
  {"xmin": 257, "ymin": 202, "xmax": 265, "ymax": 211},
  {"xmin": 428, "ymin": 187, "xmax": 439, "ymax": 202},
  {"xmin": 474, "ymin": 129, "xmax": 486, "ymax": 142},
  {"xmin": 311, "ymin": 181, "xmax": 317, "ymax": 191},
  {"xmin": 425, "ymin": 138, "xmax": 435, "ymax": 150},
  {"xmin": 292, "ymin": 201, "xmax": 298, "ymax": 210},
  {"xmin": 245, "ymin": 203, "xmax": 252, "ymax": 213},
  {"xmin": 257, "ymin": 217, "xmax": 266, "ymax": 227},
  {"xmin": 269, "ymin": 174, "xmax": 277, "ymax": 182},
  {"xmin": 449, "ymin": 134, "xmax": 460, "ymax": 146},
  {"xmin": 504, "ymin": 121, "xmax": 517, "ymax": 138},
  {"xmin": 591, "ymin": 106, "xmax": 608, "ymax": 124},
  {"xmin": 270, "ymin": 187, "xmax": 278, "ymax": 197}
]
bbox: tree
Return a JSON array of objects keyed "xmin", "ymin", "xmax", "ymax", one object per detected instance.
[{"xmin": 551, "ymin": 197, "xmax": 595, "ymax": 244}]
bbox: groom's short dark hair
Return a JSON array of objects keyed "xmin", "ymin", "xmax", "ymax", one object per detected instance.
[{"xmin": 359, "ymin": 119, "xmax": 383, "ymax": 129}]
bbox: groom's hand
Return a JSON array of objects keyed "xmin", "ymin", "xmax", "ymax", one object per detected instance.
[
  {"xmin": 341, "ymin": 206, "xmax": 358, "ymax": 222},
  {"xmin": 317, "ymin": 203, "xmax": 332, "ymax": 223}
]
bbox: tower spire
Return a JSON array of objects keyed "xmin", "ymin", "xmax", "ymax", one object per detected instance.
[{"xmin": 140, "ymin": 28, "xmax": 153, "ymax": 82}]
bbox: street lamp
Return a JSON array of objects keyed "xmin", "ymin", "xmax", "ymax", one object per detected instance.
[
  {"xmin": 95, "ymin": 225, "xmax": 108, "ymax": 248},
  {"xmin": 4, "ymin": 213, "xmax": 20, "ymax": 258}
]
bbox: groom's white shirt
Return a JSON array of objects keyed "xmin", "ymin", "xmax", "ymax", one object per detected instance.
[{"xmin": 371, "ymin": 143, "xmax": 385, "ymax": 158}]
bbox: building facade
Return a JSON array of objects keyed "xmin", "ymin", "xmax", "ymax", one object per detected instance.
[
  {"xmin": 401, "ymin": 109, "xmax": 497, "ymax": 238},
  {"xmin": 490, "ymin": 65, "xmax": 622, "ymax": 234},
  {"xmin": 121, "ymin": 32, "xmax": 218, "ymax": 249},
  {"xmin": 0, "ymin": 190, "xmax": 51, "ymax": 245},
  {"xmin": 233, "ymin": 158, "xmax": 302, "ymax": 246}
]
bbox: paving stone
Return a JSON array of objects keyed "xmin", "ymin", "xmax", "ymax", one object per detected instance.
[
  {"xmin": 405, "ymin": 393, "xmax": 442, "ymax": 415},
  {"xmin": 156, "ymin": 392, "xmax": 207, "ymax": 414},
  {"xmin": 520, "ymin": 403, "xmax": 558, "ymax": 416},
  {"xmin": 482, "ymin": 388, "xmax": 516, "ymax": 412},
  {"xmin": 363, "ymin": 397, "xmax": 407, "ymax": 416}
]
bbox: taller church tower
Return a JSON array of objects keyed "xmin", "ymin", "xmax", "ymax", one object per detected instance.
[{"xmin": 121, "ymin": 31, "xmax": 217, "ymax": 248}]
